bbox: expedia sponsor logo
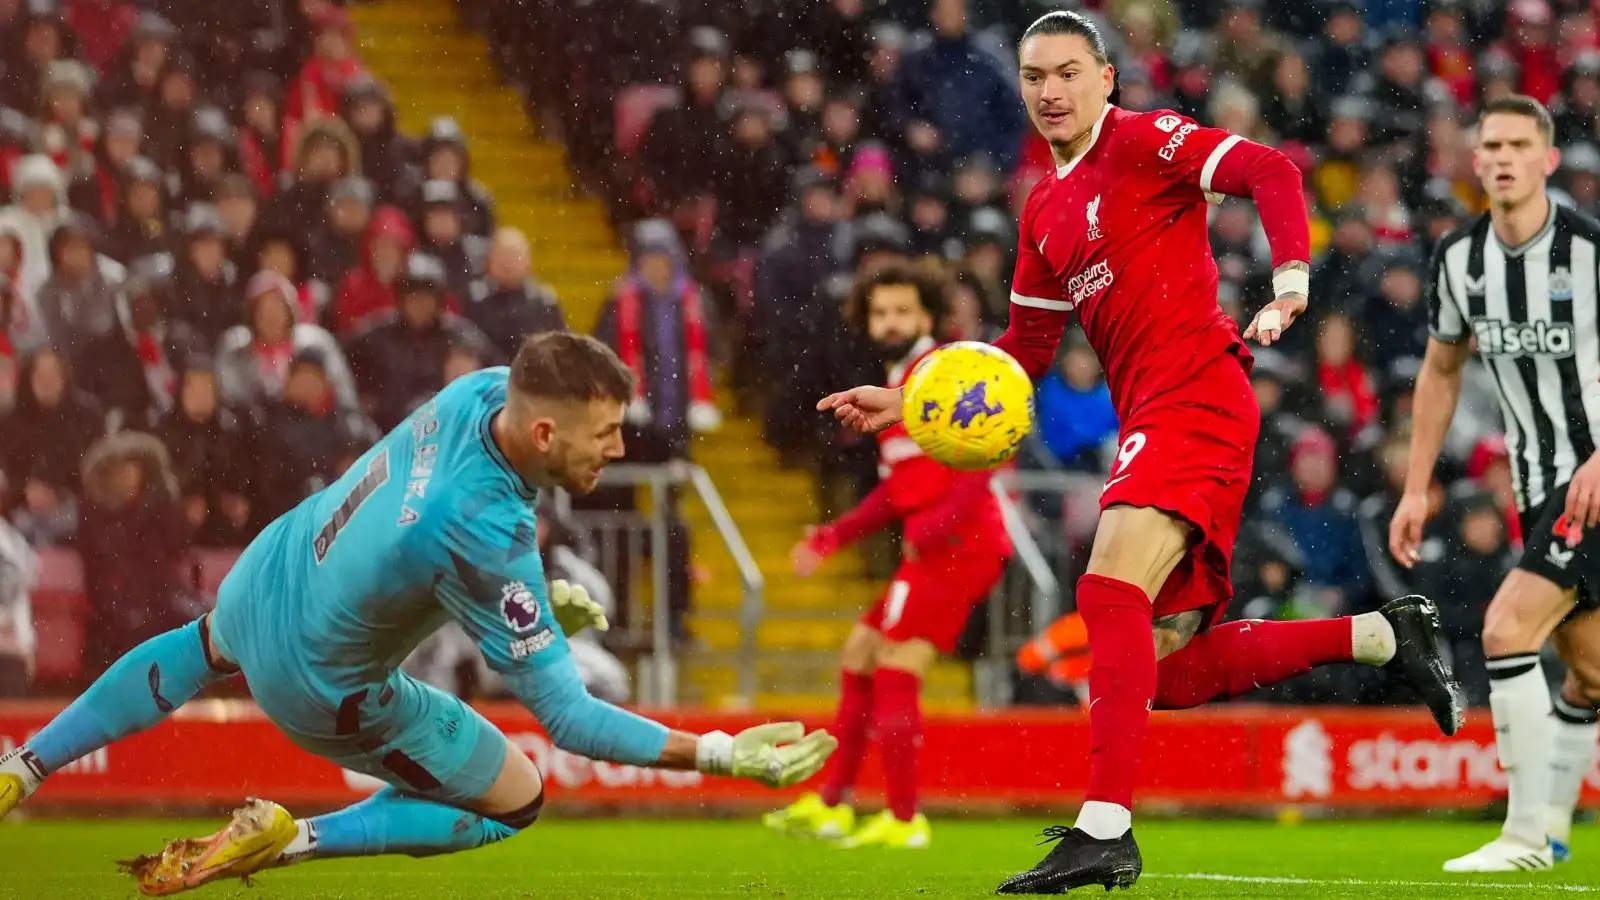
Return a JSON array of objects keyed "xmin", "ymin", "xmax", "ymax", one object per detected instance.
[
  {"xmin": 1469, "ymin": 317, "xmax": 1574, "ymax": 358},
  {"xmin": 1067, "ymin": 261, "xmax": 1113, "ymax": 306},
  {"xmin": 1158, "ymin": 122, "xmax": 1199, "ymax": 161}
]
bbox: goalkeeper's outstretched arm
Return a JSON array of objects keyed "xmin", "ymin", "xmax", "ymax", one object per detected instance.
[{"xmin": 505, "ymin": 656, "xmax": 835, "ymax": 787}]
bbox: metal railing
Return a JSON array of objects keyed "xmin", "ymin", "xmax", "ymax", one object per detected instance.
[{"xmin": 549, "ymin": 462, "xmax": 764, "ymax": 706}]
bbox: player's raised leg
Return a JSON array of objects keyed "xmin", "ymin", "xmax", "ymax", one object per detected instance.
[
  {"xmin": 0, "ymin": 616, "xmax": 235, "ymax": 820},
  {"xmin": 764, "ymin": 624, "xmax": 880, "ymax": 839},
  {"xmin": 1444, "ymin": 570, "xmax": 1575, "ymax": 872},
  {"xmin": 836, "ymin": 636, "xmax": 937, "ymax": 849}
]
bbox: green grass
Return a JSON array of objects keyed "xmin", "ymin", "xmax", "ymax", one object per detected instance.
[{"xmin": 1, "ymin": 817, "xmax": 1596, "ymax": 898}]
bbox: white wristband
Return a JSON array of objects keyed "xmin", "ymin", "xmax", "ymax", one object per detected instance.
[
  {"xmin": 695, "ymin": 731, "xmax": 734, "ymax": 775},
  {"xmin": 1272, "ymin": 267, "xmax": 1309, "ymax": 299}
]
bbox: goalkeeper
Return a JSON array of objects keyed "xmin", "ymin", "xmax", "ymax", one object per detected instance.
[{"xmin": 0, "ymin": 333, "xmax": 835, "ymax": 896}]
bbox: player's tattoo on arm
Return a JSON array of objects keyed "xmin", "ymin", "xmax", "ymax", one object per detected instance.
[
  {"xmin": 1271, "ymin": 260, "xmax": 1310, "ymax": 303},
  {"xmin": 1151, "ymin": 610, "xmax": 1204, "ymax": 659}
]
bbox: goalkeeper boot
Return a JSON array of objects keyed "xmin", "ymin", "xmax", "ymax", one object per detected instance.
[
  {"xmin": 763, "ymin": 792, "xmax": 855, "ymax": 839},
  {"xmin": 1381, "ymin": 595, "xmax": 1464, "ymax": 736},
  {"xmin": 996, "ymin": 825, "xmax": 1142, "ymax": 894},
  {"xmin": 836, "ymin": 810, "xmax": 931, "ymax": 849},
  {"xmin": 1442, "ymin": 836, "xmax": 1555, "ymax": 873},
  {"xmin": 120, "ymin": 798, "xmax": 298, "ymax": 896},
  {"xmin": 0, "ymin": 747, "xmax": 44, "ymax": 822}
]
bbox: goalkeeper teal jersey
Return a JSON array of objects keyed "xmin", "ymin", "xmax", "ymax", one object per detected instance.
[{"xmin": 211, "ymin": 367, "xmax": 667, "ymax": 763}]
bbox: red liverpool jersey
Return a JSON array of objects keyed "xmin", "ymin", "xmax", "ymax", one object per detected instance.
[
  {"xmin": 815, "ymin": 337, "xmax": 1011, "ymax": 561},
  {"xmin": 1002, "ymin": 105, "xmax": 1255, "ymax": 417}
]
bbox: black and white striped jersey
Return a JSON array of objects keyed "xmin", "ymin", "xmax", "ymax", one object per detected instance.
[{"xmin": 1429, "ymin": 206, "xmax": 1600, "ymax": 511}]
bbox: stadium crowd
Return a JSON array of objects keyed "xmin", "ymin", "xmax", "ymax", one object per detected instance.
[
  {"xmin": 486, "ymin": 0, "xmax": 1596, "ymax": 706},
  {"xmin": 0, "ymin": 0, "xmax": 592, "ymax": 693},
  {"xmin": 0, "ymin": 0, "xmax": 1586, "ymax": 707}
]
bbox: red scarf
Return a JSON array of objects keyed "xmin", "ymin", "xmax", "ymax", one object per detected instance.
[
  {"xmin": 614, "ymin": 277, "xmax": 715, "ymax": 410},
  {"xmin": 255, "ymin": 339, "xmax": 295, "ymax": 393},
  {"xmin": 1318, "ymin": 359, "xmax": 1379, "ymax": 433},
  {"xmin": 133, "ymin": 329, "xmax": 176, "ymax": 406}
]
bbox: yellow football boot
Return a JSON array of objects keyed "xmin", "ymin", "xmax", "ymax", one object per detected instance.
[
  {"xmin": 762, "ymin": 791, "xmax": 857, "ymax": 839},
  {"xmin": 120, "ymin": 798, "xmax": 298, "ymax": 896},
  {"xmin": 836, "ymin": 810, "xmax": 932, "ymax": 849}
]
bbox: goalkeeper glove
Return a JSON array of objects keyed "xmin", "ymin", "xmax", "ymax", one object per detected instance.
[
  {"xmin": 695, "ymin": 722, "xmax": 838, "ymax": 788},
  {"xmin": 549, "ymin": 579, "xmax": 608, "ymax": 636}
]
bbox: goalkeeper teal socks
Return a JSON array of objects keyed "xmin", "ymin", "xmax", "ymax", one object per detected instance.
[
  {"xmin": 307, "ymin": 787, "xmax": 519, "ymax": 858},
  {"xmin": 29, "ymin": 618, "xmax": 228, "ymax": 774}
]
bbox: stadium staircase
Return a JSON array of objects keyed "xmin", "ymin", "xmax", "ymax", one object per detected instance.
[{"xmin": 351, "ymin": 0, "xmax": 975, "ymax": 713}]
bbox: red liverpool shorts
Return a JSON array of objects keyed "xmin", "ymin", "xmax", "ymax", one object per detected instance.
[
  {"xmin": 861, "ymin": 549, "xmax": 1008, "ymax": 652},
  {"xmin": 1098, "ymin": 348, "xmax": 1259, "ymax": 627}
]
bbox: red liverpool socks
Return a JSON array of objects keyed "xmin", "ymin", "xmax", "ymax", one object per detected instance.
[
  {"xmin": 1154, "ymin": 617, "xmax": 1354, "ymax": 710},
  {"xmin": 818, "ymin": 671, "xmax": 874, "ymax": 807},
  {"xmin": 1075, "ymin": 574, "xmax": 1157, "ymax": 814},
  {"xmin": 873, "ymin": 667, "xmax": 923, "ymax": 821}
]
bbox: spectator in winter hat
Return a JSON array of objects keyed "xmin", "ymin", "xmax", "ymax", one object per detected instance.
[
  {"xmin": 959, "ymin": 206, "xmax": 1013, "ymax": 305},
  {"xmin": 215, "ymin": 270, "xmax": 355, "ymax": 410},
  {"xmin": 36, "ymin": 215, "xmax": 125, "ymax": 352},
  {"xmin": 1166, "ymin": 30, "xmax": 1214, "ymax": 122},
  {"xmin": 174, "ymin": 108, "xmax": 239, "ymax": 210},
  {"xmin": 1355, "ymin": 163, "xmax": 1414, "ymax": 246},
  {"xmin": 346, "ymin": 253, "xmax": 497, "ymax": 429},
  {"xmin": 719, "ymin": 104, "xmax": 791, "ymax": 247},
  {"xmin": 75, "ymin": 257, "xmax": 203, "ymax": 427},
  {"xmin": 1261, "ymin": 426, "xmax": 1371, "ymax": 616},
  {"xmin": 1315, "ymin": 310, "xmax": 1380, "ymax": 440},
  {"xmin": 1314, "ymin": 97, "xmax": 1371, "ymax": 209},
  {"xmin": 308, "ymin": 175, "xmax": 373, "ymax": 284},
  {"xmin": 1500, "ymin": 0, "xmax": 1561, "ymax": 104},
  {"xmin": 596, "ymin": 219, "xmax": 722, "ymax": 458},
  {"xmin": 1113, "ymin": 62, "xmax": 1166, "ymax": 114},
  {"xmin": 268, "ymin": 117, "xmax": 361, "ymax": 236},
  {"xmin": 106, "ymin": 156, "xmax": 169, "ymax": 263},
  {"xmin": 75, "ymin": 430, "xmax": 192, "ymax": 670},
  {"xmin": 1031, "ymin": 328, "xmax": 1118, "ymax": 472},
  {"xmin": 1212, "ymin": 0, "xmax": 1277, "ymax": 86},
  {"xmin": 340, "ymin": 75, "xmax": 415, "ymax": 203},
  {"xmin": 0, "ymin": 155, "xmax": 69, "ymax": 341},
  {"xmin": 285, "ymin": 6, "xmax": 365, "ymax": 129},
  {"xmin": 465, "ymin": 227, "xmax": 565, "ymax": 359},
  {"xmin": 843, "ymin": 140, "xmax": 896, "ymax": 218},
  {"xmin": 331, "ymin": 204, "xmax": 420, "ymax": 336},
  {"xmin": 780, "ymin": 49, "xmax": 826, "ymax": 144},
  {"xmin": 398, "ymin": 117, "xmax": 494, "ymax": 238},
  {"xmin": 1360, "ymin": 248, "xmax": 1429, "ymax": 376},
  {"xmin": 75, "ymin": 108, "xmax": 143, "ymax": 225},
  {"xmin": 637, "ymin": 31, "xmax": 733, "ymax": 216},
  {"xmin": 95, "ymin": 12, "xmax": 175, "ymax": 112},
  {"xmin": 1477, "ymin": 49, "xmax": 1523, "ymax": 107},
  {"xmin": 415, "ymin": 179, "xmax": 483, "ymax": 302},
  {"xmin": 237, "ymin": 72, "xmax": 283, "ymax": 198},
  {"xmin": 37, "ymin": 60, "xmax": 98, "ymax": 184},
  {"xmin": 249, "ymin": 226, "xmax": 324, "ymax": 322},
  {"xmin": 796, "ymin": 92, "xmax": 863, "ymax": 181},
  {"xmin": 171, "ymin": 204, "xmax": 242, "ymax": 345},
  {"xmin": 905, "ymin": 171, "xmax": 952, "ymax": 258}
]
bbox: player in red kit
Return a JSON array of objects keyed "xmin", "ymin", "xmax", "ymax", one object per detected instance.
[
  {"xmin": 765, "ymin": 262, "xmax": 1010, "ymax": 849},
  {"xmin": 818, "ymin": 12, "xmax": 1462, "ymax": 893}
]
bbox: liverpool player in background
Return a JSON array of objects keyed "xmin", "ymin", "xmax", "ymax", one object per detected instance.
[
  {"xmin": 764, "ymin": 262, "xmax": 1011, "ymax": 849},
  {"xmin": 819, "ymin": 12, "xmax": 1463, "ymax": 893}
]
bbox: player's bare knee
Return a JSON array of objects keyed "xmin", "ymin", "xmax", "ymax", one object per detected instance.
[
  {"xmin": 874, "ymin": 638, "xmax": 938, "ymax": 677},
  {"xmin": 1482, "ymin": 572, "xmax": 1570, "ymax": 656},
  {"xmin": 839, "ymin": 625, "xmax": 882, "ymax": 675},
  {"xmin": 1087, "ymin": 505, "xmax": 1190, "ymax": 597}
]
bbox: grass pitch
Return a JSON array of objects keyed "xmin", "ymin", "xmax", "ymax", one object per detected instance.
[{"xmin": 1, "ymin": 817, "xmax": 1596, "ymax": 898}]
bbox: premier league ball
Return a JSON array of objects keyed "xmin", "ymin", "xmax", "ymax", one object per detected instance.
[{"xmin": 901, "ymin": 342, "xmax": 1035, "ymax": 471}]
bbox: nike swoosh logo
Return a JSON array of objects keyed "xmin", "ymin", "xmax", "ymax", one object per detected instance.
[{"xmin": 1102, "ymin": 474, "xmax": 1131, "ymax": 493}]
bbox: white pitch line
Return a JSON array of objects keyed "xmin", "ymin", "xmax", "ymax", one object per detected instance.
[{"xmin": 1148, "ymin": 872, "xmax": 1600, "ymax": 893}]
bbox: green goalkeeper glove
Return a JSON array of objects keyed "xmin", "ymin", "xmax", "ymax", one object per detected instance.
[
  {"xmin": 549, "ymin": 579, "xmax": 608, "ymax": 636},
  {"xmin": 695, "ymin": 722, "xmax": 838, "ymax": 788}
]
